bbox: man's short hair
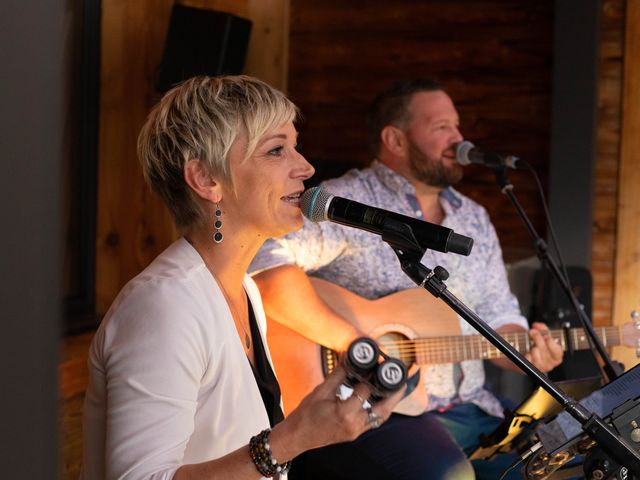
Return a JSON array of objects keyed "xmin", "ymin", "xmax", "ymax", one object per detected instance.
[{"xmin": 367, "ymin": 78, "xmax": 443, "ymax": 155}]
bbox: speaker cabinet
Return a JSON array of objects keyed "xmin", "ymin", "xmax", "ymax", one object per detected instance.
[{"xmin": 156, "ymin": 5, "xmax": 252, "ymax": 92}]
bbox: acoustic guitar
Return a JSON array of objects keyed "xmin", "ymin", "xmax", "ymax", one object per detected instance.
[{"xmin": 266, "ymin": 277, "xmax": 640, "ymax": 416}]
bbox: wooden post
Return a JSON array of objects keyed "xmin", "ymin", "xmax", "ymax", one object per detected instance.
[
  {"xmin": 612, "ymin": 0, "xmax": 640, "ymax": 369},
  {"xmin": 245, "ymin": 0, "xmax": 290, "ymax": 92}
]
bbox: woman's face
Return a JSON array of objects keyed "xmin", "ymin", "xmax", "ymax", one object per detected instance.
[{"xmin": 223, "ymin": 120, "xmax": 315, "ymax": 240}]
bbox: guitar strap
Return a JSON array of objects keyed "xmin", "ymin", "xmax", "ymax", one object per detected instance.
[{"xmin": 404, "ymin": 369, "xmax": 420, "ymax": 397}]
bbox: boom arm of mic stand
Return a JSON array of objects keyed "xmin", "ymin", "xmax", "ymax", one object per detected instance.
[
  {"xmin": 394, "ymin": 253, "xmax": 640, "ymax": 476},
  {"xmin": 491, "ymin": 166, "xmax": 623, "ymax": 382}
]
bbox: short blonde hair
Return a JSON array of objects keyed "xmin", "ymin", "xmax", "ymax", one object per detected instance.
[{"xmin": 137, "ymin": 75, "xmax": 298, "ymax": 231}]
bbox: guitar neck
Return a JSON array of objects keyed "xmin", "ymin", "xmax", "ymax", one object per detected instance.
[{"xmin": 409, "ymin": 326, "xmax": 622, "ymax": 365}]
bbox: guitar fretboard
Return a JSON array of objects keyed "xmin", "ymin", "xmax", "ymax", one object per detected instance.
[{"xmin": 383, "ymin": 326, "xmax": 622, "ymax": 365}]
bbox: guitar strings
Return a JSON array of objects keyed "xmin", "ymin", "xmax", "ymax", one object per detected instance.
[
  {"xmin": 379, "ymin": 326, "xmax": 620, "ymax": 352},
  {"xmin": 377, "ymin": 327, "xmax": 620, "ymax": 362}
]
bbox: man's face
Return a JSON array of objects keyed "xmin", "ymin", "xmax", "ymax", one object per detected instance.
[{"xmin": 402, "ymin": 91, "xmax": 464, "ymax": 188}]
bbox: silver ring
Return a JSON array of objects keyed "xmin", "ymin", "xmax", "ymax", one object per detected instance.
[
  {"xmin": 335, "ymin": 383, "xmax": 354, "ymax": 402},
  {"xmin": 355, "ymin": 393, "xmax": 372, "ymax": 410},
  {"xmin": 366, "ymin": 407, "xmax": 381, "ymax": 429}
]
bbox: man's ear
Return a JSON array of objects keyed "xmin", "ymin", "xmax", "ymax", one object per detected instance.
[
  {"xmin": 184, "ymin": 159, "xmax": 222, "ymax": 203},
  {"xmin": 380, "ymin": 125, "xmax": 407, "ymax": 156}
]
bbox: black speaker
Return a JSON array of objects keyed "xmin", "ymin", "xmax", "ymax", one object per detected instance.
[
  {"xmin": 530, "ymin": 265, "xmax": 601, "ymax": 381},
  {"xmin": 156, "ymin": 5, "xmax": 252, "ymax": 93}
]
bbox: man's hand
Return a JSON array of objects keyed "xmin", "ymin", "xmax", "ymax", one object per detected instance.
[
  {"xmin": 493, "ymin": 322, "xmax": 564, "ymax": 374},
  {"xmin": 525, "ymin": 322, "xmax": 564, "ymax": 373}
]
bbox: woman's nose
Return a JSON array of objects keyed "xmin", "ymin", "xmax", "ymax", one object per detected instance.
[{"xmin": 294, "ymin": 151, "xmax": 315, "ymax": 180}]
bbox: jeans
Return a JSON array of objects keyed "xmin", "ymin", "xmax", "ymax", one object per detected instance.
[
  {"xmin": 289, "ymin": 411, "xmax": 475, "ymax": 479},
  {"xmin": 431, "ymin": 403, "xmax": 522, "ymax": 480}
]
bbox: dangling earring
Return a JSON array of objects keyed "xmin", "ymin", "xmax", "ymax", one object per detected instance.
[{"xmin": 213, "ymin": 203, "xmax": 223, "ymax": 243}]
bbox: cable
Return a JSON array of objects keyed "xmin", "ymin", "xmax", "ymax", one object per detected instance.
[
  {"xmin": 498, "ymin": 442, "xmax": 543, "ymax": 480},
  {"xmin": 498, "ymin": 456, "xmax": 523, "ymax": 480},
  {"xmin": 521, "ymin": 160, "xmax": 572, "ymax": 287}
]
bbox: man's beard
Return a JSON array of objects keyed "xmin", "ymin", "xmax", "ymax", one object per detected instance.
[{"xmin": 408, "ymin": 138, "xmax": 463, "ymax": 188}]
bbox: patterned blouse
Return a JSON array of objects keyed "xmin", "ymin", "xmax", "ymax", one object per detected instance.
[{"xmin": 249, "ymin": 160, "xmax": 528, "ymax": 417}]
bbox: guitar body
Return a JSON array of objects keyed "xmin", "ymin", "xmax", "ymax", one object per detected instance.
[
  {"xmin": 266, "ymin": 319, "xmax": 326, "ymax": 414},
  {"xmin": 266, "ymin": 277, "xmax": 639, "ymax": 417},
  {"xmin": 267, "ymin": 278, "xmax": 461, "ymax": 416}
]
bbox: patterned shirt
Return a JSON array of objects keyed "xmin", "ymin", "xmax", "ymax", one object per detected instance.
[{"xmin": 249, "ymin": 160, "xmax": 528, "ymax": 417}]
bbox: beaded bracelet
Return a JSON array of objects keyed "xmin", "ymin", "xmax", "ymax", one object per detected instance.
[{"xmin": 249, "ymin": 428, "xmax": 291, "ymax": 477}]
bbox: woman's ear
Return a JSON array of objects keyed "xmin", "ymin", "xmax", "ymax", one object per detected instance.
[
  {"xmin": 184, "ymin": 159, "xmax": 222, "ymax": 203},
  {"xmin": 380, "ymin": 125, "xmax": 407, "ymax": 156}
]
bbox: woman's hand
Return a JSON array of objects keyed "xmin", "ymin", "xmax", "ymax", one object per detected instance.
[{"xmin": 268, "ymin": 366, "xmax": 406, "ymax": 462}]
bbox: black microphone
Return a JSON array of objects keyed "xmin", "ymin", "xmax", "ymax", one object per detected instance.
[
  {"xmin": 300, "ymin": 187, "xmax": 473, "ymax": 256},
  {"xmin": 455, "ymin": 140, "xmax": 522, "ymax": 169}
]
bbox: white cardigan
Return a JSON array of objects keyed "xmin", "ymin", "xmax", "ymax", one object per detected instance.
[{"xmin": 82, "ymin": 239, "xmax": 276, "ymax": 479}]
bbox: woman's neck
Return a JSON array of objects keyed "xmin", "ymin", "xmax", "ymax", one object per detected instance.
[
  {"xmin": 185, "ymin": 226, "xmax": 260, "ymax": 364},
  {"xmin": 185, "ymin": 226, "xmax": 262, "ymax": 299}
]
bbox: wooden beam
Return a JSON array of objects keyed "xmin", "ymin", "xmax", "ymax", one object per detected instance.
[
  {"xmin": 245, "ymin": 0, "xmax": 290, "ymax": 91},
  {"xmin": 612, "ymin": 0, "xmax": 640, "ymax": 369}
]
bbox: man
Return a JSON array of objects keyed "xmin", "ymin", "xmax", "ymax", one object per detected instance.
[{"xmin": 249, "ymin": 79, "xmax": 563, "ymax": 479}]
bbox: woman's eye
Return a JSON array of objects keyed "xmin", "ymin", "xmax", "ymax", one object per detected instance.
[{"xmin": 268, "ymin": 146, "xmax": 284, "ymax": 156}]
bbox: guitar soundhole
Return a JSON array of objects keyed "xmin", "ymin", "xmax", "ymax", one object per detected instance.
[{"xmin": 378, "ymin": 332, "xmax": 415, "ymax": 367}]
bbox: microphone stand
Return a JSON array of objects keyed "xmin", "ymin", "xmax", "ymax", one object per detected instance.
[
  {"xmin": 490, "ymin": 165, "xmax": 623, "ymax": 382},
  {"xmin": 378, "ymin": 217, "xmax": 640, "ymax": 476}
]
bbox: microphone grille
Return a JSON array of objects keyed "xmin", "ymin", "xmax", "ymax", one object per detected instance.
[
  {"xmin": 300, "ymin": 187, "xmax": 332, "ymax": 222},
  {"xmin": 455, "ymin": 140, "xmax": 475, "ymax": 166}
]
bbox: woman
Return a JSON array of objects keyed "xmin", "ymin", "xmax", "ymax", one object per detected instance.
[{"xmin": 81, "ymin": 75, "xmax": 403, "ymax": 479}]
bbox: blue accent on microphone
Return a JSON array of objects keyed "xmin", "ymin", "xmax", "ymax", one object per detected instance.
[{"xmin": 308, "ymin": 187, "xmax": 321, "ymax": 220}]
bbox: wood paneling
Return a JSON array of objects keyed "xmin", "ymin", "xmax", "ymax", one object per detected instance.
[
  {"xmin": 245, "ymin": 0, "xmax": 290, "ymax": 91},
  {"xmin": 612, "ymin": 0, "xmax": 640, "ymax": 369},
  {"xmin": 97, "ymin": 0, "xmax": 178, "ymax": 314},
  {"xmin": 592, "ymin": 0, "xmax": 625, "ymax": 329},
  {"xmin": 59, "ymin": 332, "xmax": 93, "ymax": 479},
  {"xmin": 288, "ymin": 0, "xmax": 554, "ymax": 261}
]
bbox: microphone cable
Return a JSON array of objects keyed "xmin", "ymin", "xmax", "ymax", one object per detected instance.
[
  {"xmin": 497, "ymin": 441, "xmax": 543, "ymax": 480},
  {"xmin": 518, "ymin": 160, "xmax": 573, "ymax": 289}
]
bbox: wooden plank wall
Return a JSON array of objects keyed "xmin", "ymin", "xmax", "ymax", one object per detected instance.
[
  {"xmin": 612, "ymin": 0, "xmax": 640, "ymax": 369},
  {"xmin": 96, "ymin": 0, "xmax": 205, "ymax": 314},
  {"xmin": 288, "ymin": 0, "xmax": 554, "ymax": 260},
  {"xmin": 593, "ymin": 0, "xmax": 625, "ymax": 329}
]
